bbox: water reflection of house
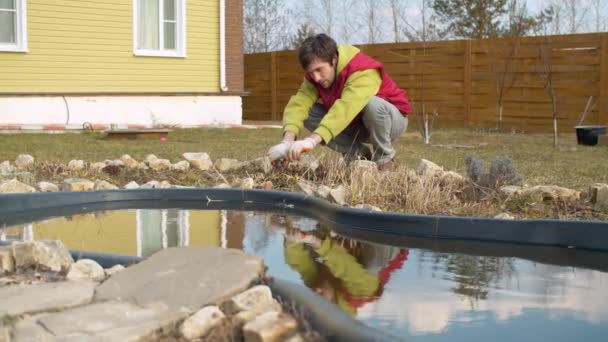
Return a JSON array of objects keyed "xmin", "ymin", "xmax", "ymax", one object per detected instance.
[{"xmin": 1, "ymin": 210, "xmax": 246, "ymax": 257}]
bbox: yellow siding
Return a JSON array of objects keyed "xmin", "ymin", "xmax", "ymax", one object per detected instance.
[
  {"xmin": 0, "ymin": 0, "xmax": 219, "ymax": 92},
  {"xmin": 188, "ymin": 210, "xmax": 221, "ymax": 247},
  {"xmin": 31, "ymin": 211, "xmax": 138, "ymax": 256}
]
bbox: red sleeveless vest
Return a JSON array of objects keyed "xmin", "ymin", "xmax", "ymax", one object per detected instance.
[{"xmin": 305, "ymin": 52, "xmax": 412, "ymax": 115}]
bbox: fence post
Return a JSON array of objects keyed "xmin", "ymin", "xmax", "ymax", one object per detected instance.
[
  {"xmin": 600, "ymin": 33, "xmax": 608, "ymax": 125},
  {"xmin": 463, "ymin": 40, "xmax": 472, "ymax": 128},
  {"xmin": 270, "ymin": 52, "xmax": 278, "ymax": 121}
]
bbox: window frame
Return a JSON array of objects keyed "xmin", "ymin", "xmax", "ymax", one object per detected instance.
[
  {"xmin": 133, "ymin": 0, "xmax": 186, "ymax": 58},
  {"xmin": 0, "ymin": 0, "xmax": 28, "ymax": 52}
]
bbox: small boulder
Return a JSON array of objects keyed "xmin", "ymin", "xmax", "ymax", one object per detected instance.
[
  {"xmin": 67, "ymin": 259, "xmax": 105, "ymax": 282},
  {"xmin": 12, "ymin": 240, "xmax": 74, "ymax": 273},
  {"xmin": 105, "ymin": 264, "xmax": 125, "ymax": 277},
  {"xmin": 144, "ymin": 154, "xmax": 158, "ymax": 164},
  {"xmin": 36, "ymin": 181, "xmax": 59, "ymax": 193},
  {"xmin": 179, "ymin": 306, "xmax": 226, "ymax": 340},
  {"xmin": 214, "ymin": 158, "xmax": 243, "ymax": 172},
  {"xmin": 183, "ymin": 152, "xmax": 213, "ymax": 171},
  {"xmin": 589, "ymin": 183, "xmax": 608, "ymax": 210},
  {"xmin": 94, "ymin": 180, "xmax": 119, "ymax": 190},
  {"xmin": 353, "ymin": 204, "xmax": 382, "ymax": 212},
  {"xmin": 15, "ymin": 154, "xmax": 34, "ymax": 169},
  {"xmin": 141, "ymin": 180, "xmax": 161, "ymax": 189},
  {"xmin": 124, "ymin": 181, "xmax": 140, "ymax": 189},
  {"xmin": 294, "ymin": 180, "xmax": 316, "ymax": 196},
  {"xmin": 120, "ymin": 154, "xmax": 140, "ymax": 169},
  {"xmin": 417, "ymin": 159, "xmax": 443, "ymax": 177},
  {"xmin": 62, "ymin": 178, "xmax": 95, "ymax": 192},
  {"xmin": 494, "ymin": 212, "xmax": 515, "ymax": 220},
  {"xmin": 149, "ymin": 159, "xmax": 172, "ymax": 171},
  {"xmin": 329, "ymin": 185, "xmax": 349, "ymax": 206},
  {"xmin": 315, "ymin": 185, "xmax": 332, "ymax": 200},
  {"xmin": 0, "ymin": 161, "xmax": 15, "ymax": 175},
  {"xmin": 89, "ymin": 162, "xmax": 107, "ymax": 173},
  {"xmin": 0, "ymin": 246, "xmax": 15, "ymax": 273},
  {"xmin": 67, "ymin": 159, "xmax": 85, "ymax": 171},
  {"xmin": 0, "ymin": 179, "xmax": 36, "ymax": 193},
  {"xmin": 171, "ymin": 160, "xmax": 191, "ymax": 171},
  {"xmin": 239, "ymin": 177, "xmax": 255, "ymax": 189},
  {"xmin": 243, "ymin": 311, "xmax": 298, "ymax": 342}
]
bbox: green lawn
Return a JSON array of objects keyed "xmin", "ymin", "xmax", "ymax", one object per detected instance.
[{"xmin": 1, "ymin": 127, "xmax": 606, "ymax": 190}]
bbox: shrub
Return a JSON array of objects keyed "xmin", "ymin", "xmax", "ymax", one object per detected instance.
[{"xmin": 465, "ymin": 154, "xmax": 522, "ymax": 189}]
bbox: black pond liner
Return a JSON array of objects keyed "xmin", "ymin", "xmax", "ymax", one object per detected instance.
[{"xmin": 2, "ymin": 189, "xmax": 608, "ymax": 341}]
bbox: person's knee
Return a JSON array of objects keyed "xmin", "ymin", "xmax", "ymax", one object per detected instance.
[{"xmin": 362, "ymin": 97, "xmax": 386, "ymax": 120}]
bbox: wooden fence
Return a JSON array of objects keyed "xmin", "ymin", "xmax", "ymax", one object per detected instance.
[{"xmin": 243, "ymin": 33, "xmax": 608, "ymax": 133}]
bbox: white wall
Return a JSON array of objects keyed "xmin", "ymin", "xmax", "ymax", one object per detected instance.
[{"xmin": 0, "ymin": 96, "xmax": 242, "ymax": 129}]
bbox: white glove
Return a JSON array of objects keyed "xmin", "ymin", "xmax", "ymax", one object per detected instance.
[
  {"xmin": 268, "ymin": 141, "xmax": 292, "ymax": 161},
  {"xmin": 288, "ymin": 137, "xmax": 317, "ymax": 161}
]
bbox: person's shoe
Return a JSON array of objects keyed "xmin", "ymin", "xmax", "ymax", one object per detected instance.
[{"xmin": 377, "ymin": 159, "xmax": 396, "ymax": 172}]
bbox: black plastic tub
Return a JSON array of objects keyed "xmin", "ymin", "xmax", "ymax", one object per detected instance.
[{"xmin": 575, "ymin": 125, "xmax": 607, "ymax": 146}]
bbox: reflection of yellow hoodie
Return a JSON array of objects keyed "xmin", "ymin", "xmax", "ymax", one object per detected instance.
[{"xmin": 284, "ymin": 239, "xmax": 380, "ymax": 315}]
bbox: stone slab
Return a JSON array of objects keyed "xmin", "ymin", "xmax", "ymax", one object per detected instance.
[
  {"xmin": 95, "ymin": 247, "xmax": 265, "ymax": 311},
  {"xmin": 0, "ymin": 281, "xmax": 95, "ymax": 316}
]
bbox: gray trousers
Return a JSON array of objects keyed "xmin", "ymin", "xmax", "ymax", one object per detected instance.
[{"xmin": 304, "ymin": 96, "xmax": 408, "ymax": 163}]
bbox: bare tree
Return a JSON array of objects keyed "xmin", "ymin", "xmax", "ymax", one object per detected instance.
[
  {"xmin": 403, "ymin": 0, "xmax": 447, "ymax": 42},
  {"xmin": 388, "ymin": 0, "xmax": 407, "ymax": 42},
  {"xmin": 243, "ymin": 0, "xmax": 291, "ymax": 53},
  {"xmin": 593, "ymin": 0, "xmax": 607, "ymax": 32},
  {"xmin": 489, "ymin": 0, "xmax": 531, "ymax": 131},
  {"xmin": 362, "ymin": 0, "xmax": 385, "ymax": 43},
  {"xmin": 537, "ymin": 37, "xmax": 558, "ymax": 147},
  {"xmin": 337, "ymin": 0, "xmax": 362, "ymax": 44}
]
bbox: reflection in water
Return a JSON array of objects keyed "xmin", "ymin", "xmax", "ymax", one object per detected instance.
[{"xmin": 2, "ymin": 209, "xmax": 608, "ymax": 341}]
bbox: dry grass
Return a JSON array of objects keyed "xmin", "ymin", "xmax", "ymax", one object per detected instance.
[{"xmin": 1, "ymin": 127, "xmax": 607, "ymax": 220}]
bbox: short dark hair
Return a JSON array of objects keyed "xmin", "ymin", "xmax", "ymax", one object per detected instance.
[{"xmin": 298, "ymin": 34, "xmax": 338, "ymax": 69}]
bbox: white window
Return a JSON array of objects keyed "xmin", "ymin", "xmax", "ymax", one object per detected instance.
[
  {"xmin": 134, "ymin": 0, "xmax": 186, "ymax": 57},
  {"xmin": 0, "ymin": 0, "xmax": 27, "ymax": 52}
]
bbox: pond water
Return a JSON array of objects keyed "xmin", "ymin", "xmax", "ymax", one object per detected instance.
[{"xmin": 3, "ymin": 208, "xmax": 608, "ymax": 341}]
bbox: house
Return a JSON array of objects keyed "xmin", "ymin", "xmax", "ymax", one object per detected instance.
[{"xmin": 0, "ymin": 0, "xmax": 245, "ymax": 130}]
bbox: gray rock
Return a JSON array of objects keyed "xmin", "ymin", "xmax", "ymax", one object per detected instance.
[
  {"xmin": 95, "ymin": 247, "xmax": 265, "ymax": 311},
  {"xmin": 62, "ymin": 178, "xmax": 95, "ymax": 192},
  {"xmin": 14, "ymin": 301, "xmax": 188, "ymax": 342},
  {"xmin": 67, "ymin": 159, "xmax": 85, "ymax": 171},
  {"xmin": 494, "ymin": 212, "xmax": 515, "ymax": 220},
  {"xmin": 36, "ymin": 181, "xmax": 59, "ymax": 193},
  {"xmin": 171, "ymin": 160, "xmax": 190, "ymax": 171},
  {"xmin": 0, "ymin": 246, "xmax": 15, "ymax": 273},
  {"xmin": 249, "ymin": 156, "xmax": 273, "ymax": 174},
  {"xmin": 94, "ymin": 179, "xmax": 119, "ymax": 190},
  {"xmin": 124, "ymin": 181, "xmax": 140, "ymax": 189},
  {"xmin": 120, "ymin": 154, "xmax": 140, "ymax": 169},
  {"xmin": 15, "ymin": 154, "xmax": 34, "ymax": 169},
  {"xmin": 180, "ymin": 305, "xmax": 226, "ymax": 340},
  {"xmin": 159, "ymin": 180, "xmax": 171, "ymax": 188},
  {"xmin": 239, "ymin": 177, "xmax": 255, "ymax": 189},
  {"xmin": 214, "ymin": 183, "xmax": 231, "ymax": 189},
  {"xmin": 215, "ymin": 158, "xmax": 243, "ymax": 172},
  {"xmin": 294, "ymin": 180, "xmax": 316, "ymax": 196},
  {"xmin": 243, "ymin": 311, "xmax": 298, "ymax": 342},
  {"xmin": 500, "ymin": 185, "xmax": 522, "ymax": 197},
  {"xmin": 0, "ymin": 179, "xmax": 36, "ymax": 193},
  {"xmin": 0, "ymin": 281, "xmax": 95, "ymax": 316},
  {"xmin": 141, "ymin": 180, "xmax": 161, "ymax": 189},
  {"xmin": 144, "ymin": 154, "xmax": 158, "ymax": 164},
  {"xmin": 441, "ymin": 171, "xmax": 465, "ymax": 184},
  {"xmin": 417, "ymin": 159, "xmax": 443, "ymax": 177},
  {"xmin": 0, "ymin": 160, "xmax": 14, "ymax": 175},
  {"xmin": 89, "ymin": 162, "xmax": 107, "ymax": 173},
  {"xmin": 149, "ymin": 159, "xmax": 172, "ymax": 171},
  {"xmin": 519, "ymin": 185, "xmax": 580, "ymax": 202},
  {"xmin": 315, "ymin": 185, "xmax": 332, "ymax": 199},
  {"xmin": 350, "ymin": 160, "xmax": 377, "ymax": 173},
  {"xmin": 105, "ymin": 264, "xmax": 125, "ymax": 277},
  {"xmin": 183, "ymin": 152, "xmax": 213, "ymax": 171},
  {"xmin": 225, "ymin": 285, "xmax": 274, "ymax": 313},
  {"xmin": 329, "ymin": 185, "xmax": 349, "ymax": 206},
  {"xmin": 589, "ymin": 183, "xmax": 608, "ymax": 210},
  {"xmin": 66, "ymin": 259, "xmax": 105, "ymax": 282},
  {"xmin": 0, "ymin": 326, "xmax": 11, "ymax": 342},
  {"xmin": 12, "ymin": 240, "xmax": 74, "ymax": 272}
]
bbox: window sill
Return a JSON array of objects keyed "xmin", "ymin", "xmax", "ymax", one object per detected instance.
[
  {"xmin": 134, "ymin": 50, "xmax": 187, "ymax": 58},
  {"xmin": 0, "ymin": 46, "xmax": 28, "ymax": 53}
]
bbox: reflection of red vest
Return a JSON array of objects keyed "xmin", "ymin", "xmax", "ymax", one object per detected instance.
[
  {"xmin": 342, "ymin": 249, "xmax": 409, "ymax": 309},
  {"xmin": 305, "ymin": 52, "xmax": 412, "ymax": 115}
]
